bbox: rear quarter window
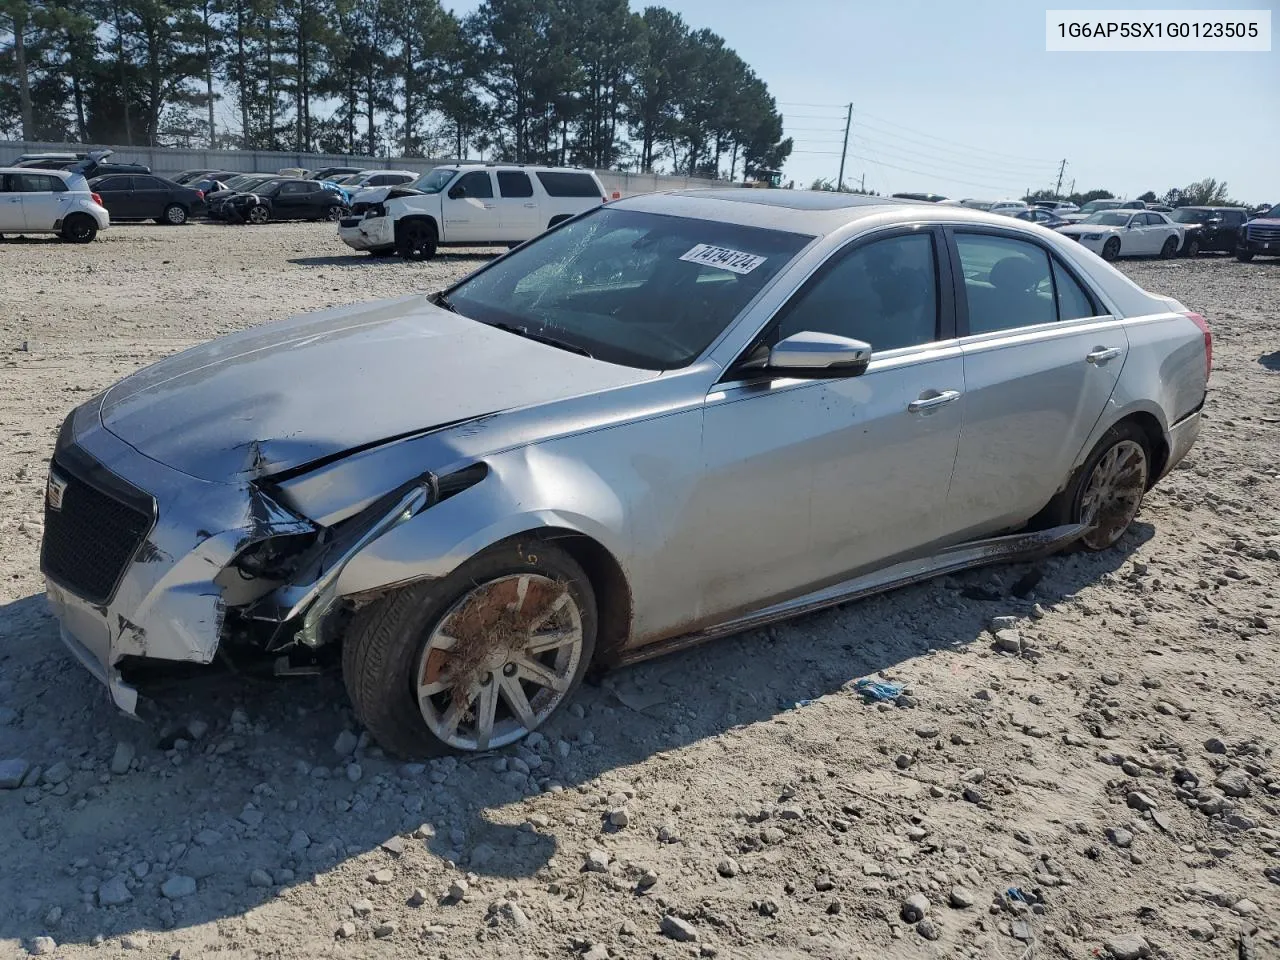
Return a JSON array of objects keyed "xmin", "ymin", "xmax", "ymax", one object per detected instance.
[{"xmin": 535, "ymin": 171, "xmax": 602, "ymax": 198}]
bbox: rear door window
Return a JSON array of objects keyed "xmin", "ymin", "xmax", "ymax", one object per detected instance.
[
  {"xmin": 774, "ymin": 232, "xmax": 940, "ymax": 352},
  {"xmin": 536, "ymin": 171, "xmax": 601, "ymax": 198},
  {"xmin": 498, "ymin": 171, "xmax": 534, "ymax": 198},
  {"xmin": 15, "ymin": 173, "xmax": 61, "ymax": 193},
  {"xmin": 1051, "ymin": 260, "xmax": 1098, "ymax": 321},
  {"xmin": 955, "ymin": 233, "xmax": 1057, "ymax": 333}
]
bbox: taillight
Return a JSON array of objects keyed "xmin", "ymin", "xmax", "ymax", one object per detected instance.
[
  {"xmin": 91, "ymin": 192, "xmax": 102, "ymax": 205},
  {"xmin": 1183, "ymin": 311, "xmax": 1212, "ymax": 381}
]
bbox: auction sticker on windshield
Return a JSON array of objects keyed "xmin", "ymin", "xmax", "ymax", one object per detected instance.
[{"xmin": 679, "ymin": 244, "xmax": 767, "ymax": 274}]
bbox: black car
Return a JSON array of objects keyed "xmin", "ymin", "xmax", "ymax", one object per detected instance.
[
  {"xmin": 205, "ymin": 175, "xmax": 284, "ymax": 219},
  {"xmin": 1014, "ymin": 207, "xmax": 1070, "ymax": 229},
  {"xmin": 220, "ymin": 178, "xmax": 348, "ymax": 224},
  {"xmin": 1168, "ymin": 206, "xmax": 1249, "ymax": 255},
  {"xmin": 89, "ymin": 174, "xmax": 206, "ymax": 225},
  {"xmin": 311, "ymin": 166, "xmax": 365, "ymax": 181}
]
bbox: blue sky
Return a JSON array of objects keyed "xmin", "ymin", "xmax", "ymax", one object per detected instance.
[{"xmin": 441, "ymin": 0, "xmax": 1278, "ymax": 203}]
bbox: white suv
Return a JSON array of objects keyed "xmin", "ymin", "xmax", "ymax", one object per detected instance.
[
  {"xmin": 0, "ymin": 166, "xmax": 110, "ymax": 243},
  {"xmin": 338, "ymin": 164, "xmax": 607, "ymax": 258}
]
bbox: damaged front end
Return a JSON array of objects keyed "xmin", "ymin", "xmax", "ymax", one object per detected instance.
[{"xmin": 41, "ymin": 396, "xmax": 481, "ymax": 715}]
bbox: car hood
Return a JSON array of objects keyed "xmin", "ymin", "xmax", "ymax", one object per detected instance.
[
  {"xmin": 1248, "ymin": 217, "xmax": 1280, "ymax": 228},
  {"xmin": 1056, "ymin": 224, "xmax": 1122, "ymax": 235},
  {"xmin": 99, "ymin": 296, "xmax": 656, "ymax": 483}
]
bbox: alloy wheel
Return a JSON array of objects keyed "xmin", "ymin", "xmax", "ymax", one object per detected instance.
[
  {"xmin": 1079, "ymin": 439, "xmax": 1148, "ymax": 550},
  {"xmin": 415, "ymin": 573, "xmax": 583, "ymax": 751},
  {"xmin": 248, "ymin": 205, "xmax": 269, "ymax": 224}
]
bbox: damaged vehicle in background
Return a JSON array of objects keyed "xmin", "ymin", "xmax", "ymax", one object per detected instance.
[{"xmin": 42, "ymin": 191, "xmax": 1210, "ymax": 757}]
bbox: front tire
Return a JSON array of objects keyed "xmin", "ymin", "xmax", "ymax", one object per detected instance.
[
  {"xmin": 397, "ymin": 220, "xmax": 438, "ymax": 260},
  {"xmin": 342, "ymin": 539, "xmax": 597, "ymax": 758},
  {"xmin": 1102, "ymin": 237, "xmax": 1121, "ymax": 261},
  {"xmin": 1160, "ymin": 236, "xmax": 1178, "ymax": 259},
  {"xmin": 1039, "ymin": 422, "xmax": 1151, "ymax": 552},
  {"xmin": 1236, "ymin": 250, "xmax": 1254, "ymax": 262},
  {"xmin": 1183, "ymin": 238, "xmax": 1200, "ymax": 257},
  {"xmin": 163, "ymin": 203, "xmax": 187, "ymax": 225},
  {"xmin": 247, "ymin": 204, "xmax": 270, "ymax": 225},
  {"xmin": 60, "ymin": 214, "xmax": 97, "ymax": 244}
]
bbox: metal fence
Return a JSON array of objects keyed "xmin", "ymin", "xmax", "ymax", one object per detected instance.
[{"xmin": 0, "ymin": 141, "xmax": 728, "ymax": 197}]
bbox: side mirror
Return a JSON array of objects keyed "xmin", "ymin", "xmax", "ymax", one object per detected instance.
[
  {"xmin": 763, "ymin": 331, "xmax": 872, "ymax": 378},
  {"xmin": 448, "ymin": 185, "xmax": 466, "ymax": 199}
]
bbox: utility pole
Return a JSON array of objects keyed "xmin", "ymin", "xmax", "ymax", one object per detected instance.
[
  {"xmin": 1054, "ymin": 158, "xmax": 1067, "ymax": 197},
  {"xmin": 837, "ymin": 103, "xmax": 852, "ymax": 191},
  {"xmin": 860, "ymin": 172, "xmax": 865, "ymax": 193}
]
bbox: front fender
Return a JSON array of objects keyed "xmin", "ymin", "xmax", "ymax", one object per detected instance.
[{"xmin": 333, "ymin": 445, "xmax": 630, "ymax": 597}]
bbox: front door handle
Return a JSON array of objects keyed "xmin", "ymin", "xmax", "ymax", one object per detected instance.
[
  {"xmin": 483, "ymin": 203, "xmax": 495, "ymax": 209},
  {"xmin": 908, "ymin": 389, "xmax": 962, "ymax": 413},
  {"xmin": 1086, "ymin": 347, "xmax": 1122, "ymax": 364},
  {"xmin": 523, "ymin": 202, "xmax": 537, "ymax": 208}
]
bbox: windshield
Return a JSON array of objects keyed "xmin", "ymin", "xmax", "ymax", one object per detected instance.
[
  {"xmin": 412, "ymin": 168, "xmax": 456, "ymax": 193},
  {"xmin": 1083, "ymin": 212, "xmax": 1131, "ymax": 226},
  {"xmin": 1170, "ymin": 208, "xmax": 1210, "ymax": 223},
  {"xmin": 1079, "ymin": 200, "xmax": 1119, "ymax": 214},
  {"xmin": 444, "ymin": 207, "xmax": 811, "ymax": 370},
  {"xmin": 1266, "ymin": 204, "xmax": 1280, "ymax": 219}
]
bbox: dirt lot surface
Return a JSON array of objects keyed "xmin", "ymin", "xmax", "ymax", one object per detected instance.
[{"xmin": 1, "ymin": 223, "xmax": 1278, "ymax": 960}]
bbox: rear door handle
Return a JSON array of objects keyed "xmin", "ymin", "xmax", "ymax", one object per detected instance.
[
  {"xmin": 1086, "ymin": 347, "xmax": 1122, "ymax": 364},
  {"xmin": 523, "ymin": 203, "xmax": 537, "ymax": 208},
  {"xmin": 908, "ymin": 389, "xmax": 962, "ymax": 413}
]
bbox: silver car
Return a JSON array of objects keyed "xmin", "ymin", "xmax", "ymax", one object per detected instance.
[{"xmin": 41, "ymin": 191, "xmax": 1210, "ymax": 757}]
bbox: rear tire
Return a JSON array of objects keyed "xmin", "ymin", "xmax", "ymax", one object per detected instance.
[
  {"xmin": 163, "ymin": 203, "xmax": 187, "ymax": 225},
  {"xmin": 342, "ymin": 539, "xmax": 597, "ymax": 758},
  {"xmin": 1102, "ymin": 237, "xmax": 1121, "ymax": 261},
  {"xmin": 396, "ymin": 219, "xmax": 438, "ymax": 260},
  {"xmin": 1160, "ymin": 236, "xmax": 1178, "ymax": 259},
  {"xmin": 1037, "ymin": 422, "xmax": 1151, "ymax": 552},
  {"xmin": 60, "ymin": 214, "xmax": 97, "ymax": 244},
  {"xmin": 325, "ymin": 205, "xmax": 345, "ymax": 222}
]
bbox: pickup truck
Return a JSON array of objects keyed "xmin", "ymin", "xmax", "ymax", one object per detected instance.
[{"xmin": 338, "ymin": 164, "xmax": 609, "ymax": 258}]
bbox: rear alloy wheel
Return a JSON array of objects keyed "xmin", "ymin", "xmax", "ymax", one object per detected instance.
[
  {"xmin": 1160, "ymin": 236, "xmax": 1178, "ymax": 259},
  {"xmin": 247, "ymin": 204, "xmax": 270, "ymax": 225},
  {"xmin": 60, "ymin": 214, "xmax": 97, "ymax": 244},
  {"xmin": 163, "ymin": 203, "xmax": 187, "ymax": 225},
  {"xmin": 1034, "ymin": 422, "xmax": 1151, "ymax": 552},
  {"xmin": 397, "ymin": 220, "xmax": 438, "ymax": 260},
  {"xmin": 1102, "ymin": 237, "xmax": 1121, "ymax": 261},
  {"xmin": 342, "ymin": 540, "xmax": 597, "ymax": 757}
]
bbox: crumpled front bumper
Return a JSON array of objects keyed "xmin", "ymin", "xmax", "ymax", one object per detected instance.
[
  {"xmin": 338, "ymin": 217, "xmax": 394, "ymax": 251},
  {"xmin": 42, "ymin": 398, "xmax": 313, "ymax": 713}
]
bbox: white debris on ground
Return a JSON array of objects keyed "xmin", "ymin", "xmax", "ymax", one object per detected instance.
[{"xmin": 0, "ymin": 222, "xmax": 1277, "ymax": 959}]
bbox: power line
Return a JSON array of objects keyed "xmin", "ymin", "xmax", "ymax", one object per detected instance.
[
  {"xmin": 851, "ymin": 121, "xmax": 1060, "ymax": 176},
  {"xmin": 838, "ymin": 151, "xmax": 1024, "ymax": 193},
  {"xmin": 851, "ymin": 108, "xmax": 1058, "ymax": 165},
  {"xmin": 847, "ymin": 134, "xmax": 1058, "ymax": 181}
]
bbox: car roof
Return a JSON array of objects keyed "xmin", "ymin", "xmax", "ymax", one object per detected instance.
[
  {"xmin": 613, "ymin": 189, "xmax": 970, "ymax": 234},
  {"xmin": 0, "ymin": 166, "xmax": 75, "ymax": 180}
]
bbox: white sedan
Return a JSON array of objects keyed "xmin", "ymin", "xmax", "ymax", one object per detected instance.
[{"xmin": 1057, "ymin": 210, "xmax": 1183, "ymax": 261}]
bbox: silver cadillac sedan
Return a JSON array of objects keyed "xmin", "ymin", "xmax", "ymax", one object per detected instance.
[{"xmin": 42, "ymin": 190, "xmax": 1210, "ymax": 757}]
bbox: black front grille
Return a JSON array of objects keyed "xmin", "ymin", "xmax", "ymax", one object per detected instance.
[
  {"xmin": 41, "ymin": 450, "xmax": 154, "ymax": 605},
  {"xmin": 1248, "ymin": 225, "xmax": 1280, "ymax": 242}
]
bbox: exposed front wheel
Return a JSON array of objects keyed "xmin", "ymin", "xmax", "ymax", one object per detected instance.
[
  {"xmin": 342, "ymin": 540, "xmax": 597, "ymax": 757},
  {"xmin": 397, "ymin": 220, "xmax": 438, "ymax": 260},
  {"xmin": 1101, "ymin": 237, "xmax": 1121, "ymax": 261},
  {"xmin": 60, "ymin": 214, "xmax": 97, "ymax": 244},
  {"xmin": 1160, "ymin": 236, "xmax": 1178, "ymax": 259},
  {"xmin": 163, "ymin": 203, "xmax": 187, "ymax": 225}
]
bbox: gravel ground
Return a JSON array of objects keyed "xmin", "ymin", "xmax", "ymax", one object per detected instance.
[{"xmin": 0, "ymin": 222, "xmax": 1278, "ymax": 960}]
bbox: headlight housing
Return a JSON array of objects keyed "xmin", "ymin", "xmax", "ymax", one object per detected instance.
[{"xmin": 1083, "ymin": 233, "xmax": 1103, "ymax": 240}]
